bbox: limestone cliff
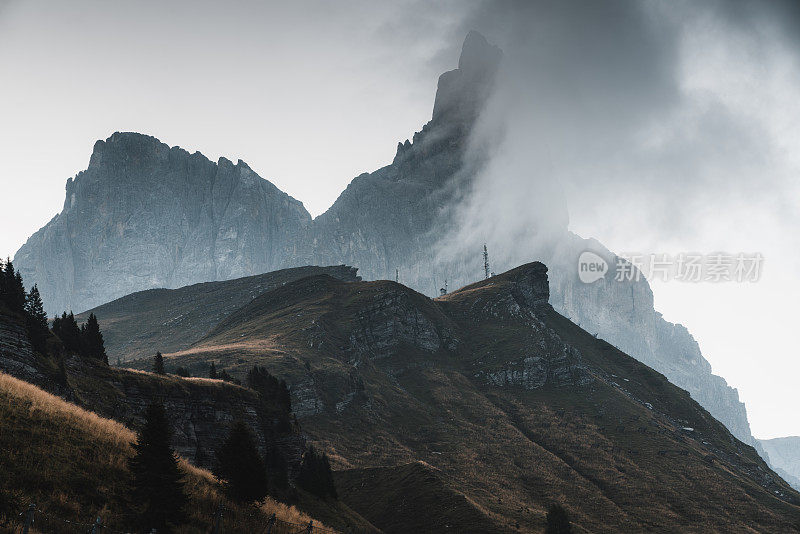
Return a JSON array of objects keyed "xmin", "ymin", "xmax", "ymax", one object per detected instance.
[{"xmin": 15, "ymin": 132, "xmax": 311, "ymax": 315}]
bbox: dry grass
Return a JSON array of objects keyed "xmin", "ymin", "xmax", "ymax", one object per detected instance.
[
  {"xmin": 0, "ymin": 371, "xmax": 331, "ymax": 533},
  {"xmin": 0, "ymin": 371, "xmax": 134, "ymax": 445},
  {"xmin": 167, "ymin": 339, "xmax": 284, "ymax": 357}
]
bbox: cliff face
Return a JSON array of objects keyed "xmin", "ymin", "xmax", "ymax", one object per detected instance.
[
  {"xmin": 15, "ymin": 132, "xmax": 311, "ymax": 315},
  {"xmin": 15, "ymin": 32, "xmax": 758, "ymax": 455},
  {"xmin": 760, "ymin": 437, "xmax": 800, "ymax": 490}
]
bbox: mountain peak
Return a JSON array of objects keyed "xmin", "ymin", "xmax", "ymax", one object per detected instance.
[
  {"xmin": 458, "ymin": 30, "xmax": 503, "ymax": 75},
  {"xmin": 431, "ymin": 31, "xmax": 502, "ymax": 126},
  {"xmin": 89, "ymin": 131, "xmax": 172, "ymax": 169}
]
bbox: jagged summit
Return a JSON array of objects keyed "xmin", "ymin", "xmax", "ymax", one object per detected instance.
[
  {"xmin": 459, "ymin": 30, "xmax": 503, "ymax": 75},
  {"xmin": 432, "ymin": 30, "xmax": 502, "ymax": 125},
  {"xmin": 17, "ymin": 131, "xmax": 312, "ymax": 315}
]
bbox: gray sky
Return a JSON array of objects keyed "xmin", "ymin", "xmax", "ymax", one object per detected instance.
[{"xmin": 1, "ymin": 0, "xmax": 798, "ymax": 438}]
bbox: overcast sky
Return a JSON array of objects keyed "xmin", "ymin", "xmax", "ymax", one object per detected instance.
[{"xmin": 1, "ymin": 0, "xmax": 798, "ymax": 439}]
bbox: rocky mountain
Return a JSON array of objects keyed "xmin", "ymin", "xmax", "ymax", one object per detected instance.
[
  {"xmin": 129, "ymin": 262, "xmax": 800, "ymax": 532},
  {"xmin": 15, "ymin": 132, "xmax": 311, "ymax": 315},
  {"xmin": 15, "ymin": 32, "xmax": 763, "ymax": 462},
  {"xmin": 760, "ymin": 437, "xmax": 800, "ymax": 490}
]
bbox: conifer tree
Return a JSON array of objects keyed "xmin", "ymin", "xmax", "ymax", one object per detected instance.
[
  {"xmin": 247, "ymin": 366, "xmax": 292, "ymax": 431},
  {"xmin": 0, "ymin": 260, "xmax": 27, "ymax": 313},
  {"xmin": 545, "ymin": 503, "xmax": 573, "ymax": 534},
  {"xmin": 297, "ymin": 446, "xmax": 337, "ymax": 499},
  {"xmin": 80, "ymin": 313, "xmax": 107, "ymax": 364},
  {"xmin": 214, "ymin": 421, "xmax": 269, "ymax": 503},
  {"xmin": 154, "ymin": 352, "xmax": 165, "ymax": 375},
  {"xmin": 209, "ymin": 362, "xmax": 217, "ymax": 379},
  {"xmin": 128, "ymin": 403, "xmax": 187, "ymax": 531},
  {"xmin": 0, "ymin": 259, "xmax": 6, "ymax": 305},
  {"xmin": 265, "ymin": 445, "xmax": 290, "ymax": 495},
  {"xmin": 247, "ymin": 366, "xmax": 291, "ymax": 413},
  {"xmin": 53, "ymin": 312, "xmax": 81, "ymax": 353},
  {"xmin": 24, "ymin": 285, "xmax": 48, "ymax": 353}
]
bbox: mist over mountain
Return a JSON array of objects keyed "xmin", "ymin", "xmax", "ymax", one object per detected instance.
[{"xmin": 13, "ymin": 31, "xmax": 767, "ymax": 468}]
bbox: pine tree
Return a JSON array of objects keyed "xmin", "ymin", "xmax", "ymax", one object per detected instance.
[
  {"xmin": 24, "ymin": 285, "xmax": 48, "ymax": 354},
  {"xmin": 297, "ymin": 446, "xmax": 337, "ymax": 499},
  {"xmin": 247, "ymin": 366, "xmax": 291, "ymax": 413},
  {"xmin": 0, "ymin": 259, "xmax": 6, "ymax": 305},
  {"xmin": 154, "ymin": 352, "xmax": 165, "ymax": 375},
  {"xmin": 545, "ymin": 503, "xmax": 573, "ymax": 534},
  {"xmin": 209, "ymin": 362, "xmax": 217, "ymax": 379},
  {"xmin": 0, "ymin": 260, "xmax": 27, "ymax": 313},
  {"xmin": 247, "ymin": 366, "xmax": 292, "ymax": 431},
  {"xmin": 80, "ymin": 313, "xmax": 108, "ymax": 364},
  {"xmin": 214, "ymin": 421, "xmax": 269, "ymax": 503},
  {"xmin": 265, "ymin": 445, "xmax": 289, "ymax": 495},
  {"xmin": 128, "ymin": 403, "xmax": 187, "ymax": 531},
  {"xmin": 53, "ymin": 312, "xmax": 81, "ymax": 353}
]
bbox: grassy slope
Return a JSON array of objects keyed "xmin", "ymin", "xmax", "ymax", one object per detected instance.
[
  {"xmin": 334, "ymin": 462, "xmax": 506, "ymax": 534},
  {"xmin": 0, "ymin": 371, "xmax": 332, "ymax": 533},
  {"xmin": 76, "ymin": 265, "xmax": 359, "ymax": 363},
  {"xmin": 116, "ymin": 269, "xmax": 800, "ymax": 532}
]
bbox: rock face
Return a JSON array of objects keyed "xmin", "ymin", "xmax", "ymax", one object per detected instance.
[
  {"xmin": 760, "ymin": 437, "xmax": 800, "ymax": 490},
  {"xmin": 15, "ymin": 32, "xmax": 761, "ymax": 458},
  {"xmin": 15, "ymin": 132, "xmax": 311, "ymax": 315}
]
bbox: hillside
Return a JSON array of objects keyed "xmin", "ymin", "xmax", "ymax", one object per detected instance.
[
  {"xmin": 0, "ymin": 308, "xmax": 377, "ymax": 533},
  {"xmin": 334, "ymin": 462, "xmax": 505, "ymax": 533},
  {"xmin": 76, "ymin": 265, "xmax": 359, "ymax": 363},
  {"xmin": 145, "ymin": 263, "xmax": 800, "ymax": 532},
  {"xmin": 0, "ymin": 370, "xmax": 330, "ymax": 533}
]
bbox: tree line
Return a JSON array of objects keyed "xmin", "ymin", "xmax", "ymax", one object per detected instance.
[{"xmin": 0, "ymin": 259, "xmax": 107, "ymax": 363}]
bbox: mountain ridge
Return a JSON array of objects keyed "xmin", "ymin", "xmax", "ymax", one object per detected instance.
[
  {"xmin": 14, "ymin": 31, "xmax": 770, "ymax": 471},
  {"xmin": 124, "ymin": 261, "xmax": 800, "ymax": 532}
]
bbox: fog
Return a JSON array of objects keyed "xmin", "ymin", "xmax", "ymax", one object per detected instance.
[{"xmin": 446, "ymin": 0, "xmax": 800, "ymax": 438}]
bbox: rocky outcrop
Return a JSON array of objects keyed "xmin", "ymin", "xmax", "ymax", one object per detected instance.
[
  {"xmin": 347, "ymin": 286, "xmax": 459, "ymax": 361},
  {"xmin": 448, "ymin": 263, "xmax": 592, "ymax": 390},
  {"xmin": 14, "ymin": 32, "xmax": 762, "ymax": 462}
]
